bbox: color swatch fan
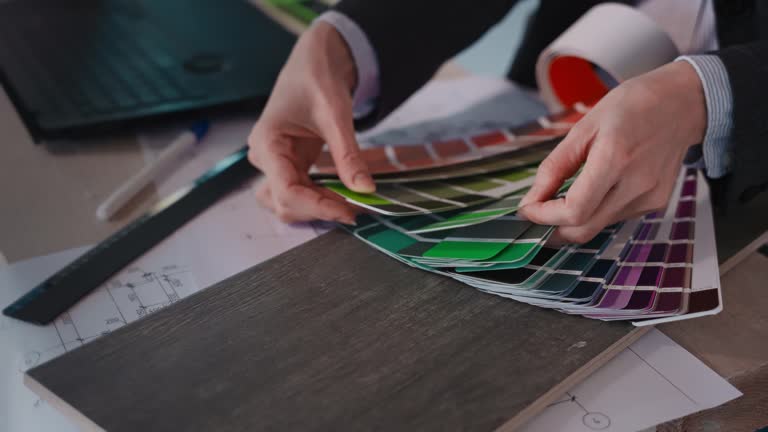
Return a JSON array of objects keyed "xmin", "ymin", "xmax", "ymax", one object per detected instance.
[
  {"xmin": 313, "ymin": 109, "xmax": 721, "ymax": 325},
  {"xmin": 310, "ymin": 108, "xmax": 586, "ymax": 179}
]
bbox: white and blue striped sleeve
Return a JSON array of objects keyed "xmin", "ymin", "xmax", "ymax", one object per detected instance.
[
  {"xmin": 677, "ymin": 55, "xmax": 734, "ymax": 179},
  {"xmin": 315, "ymin": 11, "xmax": 380, "ymax": 118}
]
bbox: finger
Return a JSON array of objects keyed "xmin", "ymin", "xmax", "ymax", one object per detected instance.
[
  {"xmin": 313, "ymin": 182, "xmax": 366, "ymax": 219},
  {"xmin": 273, "ymin": 182, "xmax": 359, "ymax": 225},
  {"xmin": 552, "ymin": 179, "xmax": 653, "ymax": 244},
  {"xmin": 255, "ymin": 181, "xmax": 275, "ymax": 211},
  {"xmin": 256, "ymin": 134, "xmax": 358, "ymax": 224},
  {"xmin": 315, "ymin": 182, "xmax": 356, "ymax": 204},
  {"xmin": 314, "ymin": 101, "xmax": 375, "ymax": 193},
  {"xmin": 247, "ymin": 125, "xmax": 267, "ymax": 169},
  {"xmin": 554, "ymin": 207, "xmax": 644, "ymax": 245},
  {"xmin": 552, "ymin": 158, "xmax": 685, "ymax": 245},
  {"xmin": 519, "ymin": 134, "xmax": 626, "ymax": 227},
  {"xmin": 544, "ymin": 231, "xmax": 570, "ymax": 248},
  {"xmin": 519, "ymin": 124, "xmax": 594, "ymax": 207},
  {"xmin": 267, "ymin": 152, "xmax": 357, "ymax": 223}
]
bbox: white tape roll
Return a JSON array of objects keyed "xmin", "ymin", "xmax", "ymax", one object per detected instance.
[{"xmin": 536, "ymin": 3, "xmax": 679, "ymax": 111}]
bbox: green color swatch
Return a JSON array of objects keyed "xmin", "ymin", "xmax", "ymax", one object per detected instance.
[
  {"xmin": 423, "ymin": 241, "xmax": 509, "ymax": 260},
  {"xmin": 325, "ymin": 182, "xmax": 392, "ymax": 205}
]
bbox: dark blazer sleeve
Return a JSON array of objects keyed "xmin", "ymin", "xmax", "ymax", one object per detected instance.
[
  {"xmin": 714, "ymin": 41, "xmax": 768, "ymax": 205},
  {"xmin": 333, "ymin": 0, "xmax": 629, "ymax": 129},
  {"xmin": 333, "ymin": 0, "xmax": 519, "ymax": 128}
]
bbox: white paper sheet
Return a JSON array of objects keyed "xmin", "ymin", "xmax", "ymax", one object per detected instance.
[
  {"xmin": 357, "ymin": 76, "xmax": 548, "ymax": 146},
  {"xmin": 521, "ymin": 329, "xmax": 741, "ymax": 432}
]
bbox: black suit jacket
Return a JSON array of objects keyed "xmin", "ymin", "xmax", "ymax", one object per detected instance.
[{"xmin": 334, "ymin": 0, "xmax": 768, "ymax": 208}]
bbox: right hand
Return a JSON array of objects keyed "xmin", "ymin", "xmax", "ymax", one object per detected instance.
[{"xmin": 248, "ymin": 21, "xmax": 374, "ymax": 225}]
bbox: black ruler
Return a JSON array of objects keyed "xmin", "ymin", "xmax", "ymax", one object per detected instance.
[{"xmin": 3, "ymin": 146, "xmax": 256, "ymax": 325}]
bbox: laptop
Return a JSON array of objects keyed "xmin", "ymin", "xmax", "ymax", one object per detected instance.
[{"xmin": 0, "ymin": 0, "xmax": 298, "ymax": 139}]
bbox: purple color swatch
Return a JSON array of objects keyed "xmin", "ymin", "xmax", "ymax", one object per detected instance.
[
  {"xmin": 636, "ymin": 223, "xmax": 652, "ymax": 240},
  {"xmin": 661, "ymin": 267, "xmax": 690, "ymax": 288},
  {"xmin": 598, "ymin": 288, "xmax": 634, "ymax": 309},
  {"xmin": 626, "ymin": 244, "xmax": 645, "ymax": 262},
  {"xmin": 670, "ymin": 221, "xmax": 693, "ymax": 240},
  {"xmin": 648, "ymin": 243, "xmax": 668, "ymax": 262},
  {"xmin": 645, "ymin": 210, "xmax": 665, "ymax": 221},
  {"xmin": 675, "ymin": 200, "xmax": 695, "ymax": 218},
  {"xmin": 624, "ymin": 290, "xmax": 655, "ymax": 310},
  {"xmin": 613, "ymin": 266, "xmax": 632, "ymax": 285},
  {"xmin": 637, "ymin": 266, "xmax": 662, "ymax": 287},
  {"xmin": 655, "ymin": 291, "xmax": 683, "ymax": 312},
  {"xmin": 667, "ymin": 243, "xmax": 692, "ymax": 264},
  {"xmin": 681, "ymin": 180, "xmax": 697, "ymax": 197},
  {"xmin": 596, "ymin": 289, "xmax": 621, "ymax": 308}
]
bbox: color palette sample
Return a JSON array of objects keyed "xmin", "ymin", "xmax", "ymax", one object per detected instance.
[
  {"xmin": 310, "ymin": 108, "xmax": 586, "ymax": 178},
  {"xmin": 344, "ymin": 167, "xmax": 721, "ymax": 326},
  {"xmin": 411, "ymin": 176, "xmax": 575, "ymax": 234},
  {"xmin": 353, "ymin": 213, "xmax": 551, "ymax": 271},
  {"xmin": 314, "ymin": 101, "xmax": 720, "ymax": 325},
  {"xmin": 324, "ymin": 166, "xmax": 539, "ymax": 216}
]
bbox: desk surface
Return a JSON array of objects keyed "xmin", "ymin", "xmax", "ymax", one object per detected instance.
[
  {"xmin": 0, "ymin": 88, "xmax": 154, "ymax": 263},
  {"xmin": 2, "ymin": 69, "xmax": 768, "ymax": 429}
]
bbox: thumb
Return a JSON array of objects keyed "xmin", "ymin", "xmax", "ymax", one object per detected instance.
[
  {"xmin": 519, "ymin": 124, "xmax": 593, "ymax": 207},
  {"xmin": 315, "ymin": 97, "xmax": 375, "ymax": 194}
]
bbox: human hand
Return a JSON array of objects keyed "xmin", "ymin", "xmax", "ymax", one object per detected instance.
[
  {"xmin": 248, "ymin": 22, "xmax": 374, "ymax": 225},
  {"xmin": 518, "ymin": 61, "xmax": 707, "ymax": 244}
]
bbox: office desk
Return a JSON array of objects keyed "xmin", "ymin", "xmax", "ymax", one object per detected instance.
[
  {"xmin": 2, "ymin": 74, "xmax": 768, "ymax": 429},
  {"xmin": 0, "ymin": 88, "xmax": 155, "ymax": 263}
]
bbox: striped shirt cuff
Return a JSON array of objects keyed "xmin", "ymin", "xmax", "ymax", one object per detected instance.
[
  {"xmin": 677, "ymin": 55, "xmax": 734, "ymax": 178},
  {"xmin": 315, "ymin": 11, "xmax": 380, "ymax": 118}
]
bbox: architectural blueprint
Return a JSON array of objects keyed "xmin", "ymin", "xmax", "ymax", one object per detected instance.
[{"xmin": 1, "ymin": 247, "xmax": 201, "ymax": 432}]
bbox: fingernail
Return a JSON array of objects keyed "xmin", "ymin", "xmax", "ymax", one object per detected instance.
[
  {"xmin": 519, "ymin": 191, "xmax": 535, "ymax": 207},
  {"xmin": 516, "ymin": 205, "xmax": 530, "ymax": 221},
  {"xmin": 352, "ymin": 172, "xmax": 375, "ymax": 193},
  {"xmin": 545, "ymin": 236, "xmax": 566, "ymax": 247}
]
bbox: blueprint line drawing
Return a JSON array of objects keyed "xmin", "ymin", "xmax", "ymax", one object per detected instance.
[
  {"xmin": 26, "ymin": 265, "xmax": 195, "ymax": 362},
  {"xmin": 522, "ymin": 329, "xmax": 740, "ymax": 432},
  {"xmin": 546, "ymin": 392, "xmax": 612, "ymax": 430},
  {"xmin": 2, "ymin": 257, "xmax": 200, "ymax": 432}
]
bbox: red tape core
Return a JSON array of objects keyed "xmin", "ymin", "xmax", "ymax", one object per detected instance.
[{"xmin": 548, "ymin": 56, "xmax": 609, "ymax": 107}]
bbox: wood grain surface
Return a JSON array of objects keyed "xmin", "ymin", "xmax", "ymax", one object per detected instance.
[
  {"xmin": 28, "ymin": 229, "xmax": 639, "ymax": 432},
  {"xmin": 657, "ymin": 364, "xmax": 768, "ymax": 432}
]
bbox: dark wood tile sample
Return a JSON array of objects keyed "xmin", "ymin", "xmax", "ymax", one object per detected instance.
[{"xmin": 27, "ymin": 230, "xmax": 639, "ymax": 431}]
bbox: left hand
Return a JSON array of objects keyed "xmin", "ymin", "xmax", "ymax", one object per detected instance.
[{"xmin": 518, "ymin": 61, "xmax": 707, "ymax": 244}]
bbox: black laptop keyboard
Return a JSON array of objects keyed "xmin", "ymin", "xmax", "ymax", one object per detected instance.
[{"xmin": 0, "ymin": 11, "xmax": 200, "ymax": 119}]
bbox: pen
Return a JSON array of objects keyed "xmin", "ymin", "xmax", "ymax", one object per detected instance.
[{"xmin": 96, "ymin": 121, "xmax": 210, "ymax": 221}]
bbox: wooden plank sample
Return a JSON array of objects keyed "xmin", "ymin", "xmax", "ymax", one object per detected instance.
[{"xmin": 26, "ymin": 229, "xmax": 642, "ymax": 431}]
